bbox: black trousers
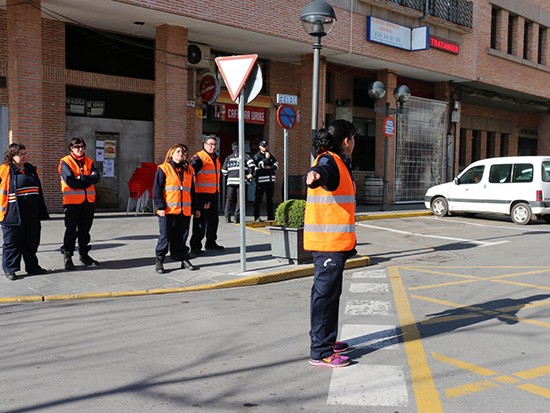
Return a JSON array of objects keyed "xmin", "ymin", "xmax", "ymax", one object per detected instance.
[
  {"xmin": 254, "ymin": 181, "xmax": 275, "ymax": 220},
  {"xmin": 224, "ymin": 185, "xmax": 241, "ymax": 221},
  {"xmin": 190, "ymin": 193, "xmax": 219, "ymax": 250},
  {"xmin": 155, "ymin": 214, "xmax": 191, "ymax": 258},
  {"xmin": 61, "ymin": 202, "xmax": 95, "ymax": 255},
  {"xmin": 2, "ymin": 218, "xmax": 41, "ymax": 274},
  {"xmin": 309, "ymin": 251, "xmax": 347, "ymax": 360}
]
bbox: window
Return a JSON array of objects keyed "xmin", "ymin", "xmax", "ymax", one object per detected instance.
[
  {"xmin": 490, "ymin": 7, "xmax": 499, "ymax": 49},
  {"xmin": 487, "ymin": 132, "xmax": 496, "ymax": 158},
  {"xmin": 459, "ymin": 128, "xmax": 467, "ymax": 170},
  {"xmin": 500, "ymin": 134, "xmax": 509, "ymax": 157},
  {"xmin": 459, "ymin": 165, "xmax": 484, "ymax": 184},
  {"xmin": 471, "ymin": 130, "xmax": 481, "ymax": 162},
  {"xmin": 518, "ymin": 137, "xmax": 537, "ymax": 156},
  {"xmin": 539, "ymin": 27, "xmax": 547, "ymax": 65},
  {"xmin": 512, "ymin": 163, "xmax": 533, "ymax": 183},
  {"xmin": 353, "ymin": 78, "xmax": 377, "ymax": 108},
  {"xmin": 542, "ymin": 162, "xmax": 550, "ymax": 182},
  {"xmin": 524, "ymin": 21, "xmax": 532, "ymax": 60},
  {"xmin": 489, "ymin": 164, "xmax": 511, "ymax": 183},
  {"xmin": 507, "ymin": 14, "xmax": 517, "ymax": 55}
]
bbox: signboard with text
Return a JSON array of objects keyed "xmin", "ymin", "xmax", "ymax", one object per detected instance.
[{"xmin": 367, "ymin": 16, "xmax": 429, "ymax": 51}]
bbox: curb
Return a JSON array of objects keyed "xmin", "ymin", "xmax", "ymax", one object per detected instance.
[
  {"xmin": 0, "ymin": 256, "xmax": 370, "ymax": 304},
  {"xmin": 356, "ymin": 211, "xmax": 432, "ymax": 221}
]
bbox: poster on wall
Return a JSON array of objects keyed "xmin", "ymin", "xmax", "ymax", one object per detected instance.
[
  {"xmin": 104, "ymin": 140, "xmax": 116, "ymax": 158},
  {"xmin": 96, "ymin": 148, "xmax": 105, "ymax": 162},
  {"xmin": 103, "ymin": 159, "xmax": 115, "ymax": 177}
]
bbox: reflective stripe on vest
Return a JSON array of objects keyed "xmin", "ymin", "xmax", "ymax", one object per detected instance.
[
  {"xmin": 304, "ymin": 152, "xmax": 356, "ymax": 252},
  {"xmin": 159, "ymin": 162, "xmax": 193, "ymax": 215},
  {"xmin": 59, "ymin": 155, "xmax": 96, "ymax": 204},
  {"xmin": 0, "ymin": 164, "xmax": 10, "ymax": 221},
  {"xmin": 194, "ymin": 151, "xmax": 220, "ymax": 194}
]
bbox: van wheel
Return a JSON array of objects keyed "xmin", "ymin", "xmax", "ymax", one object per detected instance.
[
  {"xmin": 511, "ymin": 203, "xmax": 532, "ymax": 225},
  {"xmin": 431, "ymin": 197, "xmax": 449, "ymax": 217}
]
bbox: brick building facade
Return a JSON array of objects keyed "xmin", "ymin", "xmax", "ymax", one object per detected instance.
[{"xmin": 0, "ymin": 0, "xmax": 548, "ymax": 211}]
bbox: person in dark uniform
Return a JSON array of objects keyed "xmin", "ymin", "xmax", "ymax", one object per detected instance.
[
  {"xmin": 0, "ymin": 143, "xmax": 50, "ymax": 280},
  {"xmin": 153, "ymin": 143, "xmax": 198, "ymax": 274},
  {"xmin": 253, "ymin": 140, "xmax": 278, "ymax": 222},
  {"xmin": 221, "ymin": 142, "xmax": 255, "ymax": 223},
  {"xmin": 304, "ymin": 120, "xmax": 357, "ymax": 368},
  {"xmin": 189, "ymin": 135, "xmax": 224, "ymax": 254},
  {"xmin": 58, "ymin": 137, "xmax": 100, "ymax": 271}
]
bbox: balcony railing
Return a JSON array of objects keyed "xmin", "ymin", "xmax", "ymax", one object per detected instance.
[{"xmin": 387, "ymin": 0, "xmax": 473, "ymax": 29}]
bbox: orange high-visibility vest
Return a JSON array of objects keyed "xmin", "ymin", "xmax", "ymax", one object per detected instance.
[
  {"xmin": 158, "ymin": 162, "xmax": 193, "ymax": 216},
  {"xmin": 58, "ymin": 155, "xmax": 96, "ymax": 204},
  {"xmin": 0, "ymin": 164, "xmax": 13, "ymax": 222},
  {"xmin": 194, "ymin": 150, "xmax": 220, "ymax": 194},
  {"xmin": 304, "ymin": 152, "xmax": 356, "ymax": 252}
]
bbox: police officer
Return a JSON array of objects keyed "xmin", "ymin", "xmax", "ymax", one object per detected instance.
[
  {"xmin": 189, "ymin": 135, "xmax": 224, "ymax": 254},
  {"xmin": 59, "ymin": 137, "xmax": 100, "ymax": 271},
  {"xmin": 253, "ymin": 140, "xmax": 278, "ymax": 222},
  {"xmin": 221, "ymin": 142, "xmax": 255, "ymax": 223},
  {"xmin": 304, "ymin": 120, "xmax": 357, "ymax": 368}
]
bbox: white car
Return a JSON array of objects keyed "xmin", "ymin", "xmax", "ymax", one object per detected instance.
[{"xmin": 424, "ymin": 156, "xmax": 550, "ymax": 225}]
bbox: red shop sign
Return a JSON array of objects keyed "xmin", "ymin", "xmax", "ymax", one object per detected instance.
[
  {"xmin": 224, "ymin": 104, "xmax": 266, "ymax": 125},
  {"xmin": 200, "ymin": 74, "xmax": 220, "ymax": 105}
]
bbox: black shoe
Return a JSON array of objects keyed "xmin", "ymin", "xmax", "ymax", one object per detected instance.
[
  {"xmin": 191, "ymin": 249, "xmax": 204, "ymax": 256},
  {"xmin": 205, "ymin": 243, "xmax": 224, "ymax": 250},
  {"xmin": 80, "ymin": 255, "xmax": 99, "ymax": 266},
  {"xmin": 225, "ymin": 218, "xmax": 233, "ymax": 223},
  {"xmin": 155, "ymin": 256, "xmax": 165, "ymax": 274},
  {"xmin": 181, "ymin": 259, "xmax": 199, "ymax": 271},
  {"xmin": 27, "ymin": 267, "xmax": 49, "ymax": 275},
  {"xmin": 5, "ymin": 272, "xmax": 17, "ymax": 281},
  {"xmin": 254, "ymin": 217, "xmax": 264, "ymax": 222},
  {"xmin": 63, "ymin": 252, "xmax": 76, "ymax": 271}
]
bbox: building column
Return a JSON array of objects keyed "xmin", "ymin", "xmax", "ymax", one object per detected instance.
[
  {"xmin": 7, "ymin": 0, "xmax": 43, "ymax": 146},
  {"xmin": 155, "ymin": 24, "xmax": 188, "ymax": 163},
  {"xmin": 495, "ymin": 9, "xmax": 509, "ymax": 52},
  {"xmin": 511, "ymin": 16, "xmax": 525, "ymax": 58},
  {"xmin": 527, "ymin": 22, "xmax": 539, "ymax": 63},
  {"xmin": 541, "ymin": 26, "xmax": 549, "ymax": 66}
]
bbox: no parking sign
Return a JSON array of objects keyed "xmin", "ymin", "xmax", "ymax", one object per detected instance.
[
  {"xmin": 277, "ymin": 104, "xmax": 297, "ymax": 129},
  {"xmin": 384, "ymin": 116, "xmax": 395, "ymax": 138}
]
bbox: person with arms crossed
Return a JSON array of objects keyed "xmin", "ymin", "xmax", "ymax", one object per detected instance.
[
  {"xmin": 221, "ymin": 141, "xmax": 255, "ymax": 224},
  {"xmin": 153, "ymin": 143, "xmax": 198, "ymax": 274},
  {"xmin": 304, "ymin": 120, "xmax": 357, "ymax": 368},
  {"xmin": 189, "ymin": 135, "xmax": 224, "ymax": 254},
  {"xmin": 0, "ymin": 143, "xmax": 50, "ymax": 280},
  {"xmin": 58, "ymin": 137, "xmax": 100, "ymax": 271}
]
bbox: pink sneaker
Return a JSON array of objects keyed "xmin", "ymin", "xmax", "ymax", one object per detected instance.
[
  {"xmin": 333, "ymin": 341, "xmax": 350, "ymax": 353},
  {"xmin": 308, "ymin": 353, "xmax": 350, "ymax": 368}
]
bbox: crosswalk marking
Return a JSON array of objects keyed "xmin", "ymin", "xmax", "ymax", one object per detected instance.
[
  {"xmin": 345, "ymin": 299, "xmax": 391, "ymax": 315},
  {"xmin": 352, "ymin": 269, "xmax": 387, "ymax": 278},
  {"xmin": 328, "ymin": 365, "xmax": 409, "ymax": 406},
  {"xmin": 339, "ymin": 324, "xmax": 400, "ymax": 351},
  {"xmin": 350, "ymin": 282, "xmax": 389, "ymax": 293}
]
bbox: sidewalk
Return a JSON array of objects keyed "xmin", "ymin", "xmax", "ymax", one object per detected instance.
[{"xmin": 0, "ymin": 204, "xmax": 430, "ymax": 303}]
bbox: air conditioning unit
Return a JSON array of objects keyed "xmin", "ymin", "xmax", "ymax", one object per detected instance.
[{"xmin": 187, "ymin": 43, "xmax": 212, "ymax": 70}]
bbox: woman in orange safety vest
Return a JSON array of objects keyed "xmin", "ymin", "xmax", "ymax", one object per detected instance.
[
  {"xmin": 0, "ymin": 143, "xmax": 49, "ymax": 280},
  {"xmin": 304, "ymin": 119, "xmax": 357, "ymax": 368},
  {"xmin": 153, "ymin": 143, "xmax": 199, "ymax": 274}
]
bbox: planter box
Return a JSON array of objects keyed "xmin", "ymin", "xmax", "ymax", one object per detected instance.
[{"xmin": 268, "ymin": 226, "xmax": 313, "ymax": 265}]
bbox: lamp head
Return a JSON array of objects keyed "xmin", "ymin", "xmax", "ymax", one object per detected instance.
[
  {"xmin": 393, "ymin": 85, "xmax": 411, "ymax": 104},
  {"xmin": 300, "ymin": 0, "xmax": 337, "ymax": 37},
  {"xmin": 368, "ymin": 81, "xmax": 387, "ymax": 100}
]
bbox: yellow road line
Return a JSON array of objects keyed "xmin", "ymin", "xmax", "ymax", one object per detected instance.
[
  {"xmin": 389, "ymin": 266, "xmax": 443, "ymax": 413},
  {"xmin": 514, "ymin": 365, "xmax": 550, "ymax": 380},
  {"xmin": 516, "ymin": 383, "xmax": 550, "ymax": 399},
  {"xmin": 408, "ymin": 279, "xmax": 479, "ymax": 290},
  {"xmin": 432, "ymin": 352, "xmax": 498, "ymax": 376},
  {"xmin": 490, "ymin": 279, "xmax": 550, "ymax": 291},
  {"xmin": 445, "ymin": 380, "xmax": 500, "ymax": 398}
]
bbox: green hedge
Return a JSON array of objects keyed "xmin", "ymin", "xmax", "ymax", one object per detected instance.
[{"xmin": 275, "ymin": 199, "xmax": 306, "ymax": 228}]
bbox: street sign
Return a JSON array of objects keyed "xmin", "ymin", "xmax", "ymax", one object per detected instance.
[
  {"xmin": 276, "ymin": 94, "xmax": 298, "ymax": 105},
  {"xmin": 277, "ymin": 104, "xmax": 297, "ymax": 129},
  {"xmin": 236, "ymin": 64, "xmax": 263, "ymax": 104},
  {"xmin": 384, "ymin": 116, "xmax": 395, "ymax": 138},
  {"xmin": 215, "ymin": 54, "xmax": 258, "ymax": 101}
]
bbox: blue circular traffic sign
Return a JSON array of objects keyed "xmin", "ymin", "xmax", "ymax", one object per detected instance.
[{"xmin": 277, "ymin": 104, "xmax": 297, "ymax": 129}]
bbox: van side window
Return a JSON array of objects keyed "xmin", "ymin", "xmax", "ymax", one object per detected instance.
[
  {"xmin": 459, "ymin": 165, "xmax": 484, "ymax": 184},
  {"xmin": 542, "ymin": 162, "xmax": 550, "ymax": 182},
  {"xmin": 512, "ymin": 163, "xmax": 533, "ymax": 183},
  {"xmin": 489, "ymin": 164, "xmax": 512, "ymax": 183}
]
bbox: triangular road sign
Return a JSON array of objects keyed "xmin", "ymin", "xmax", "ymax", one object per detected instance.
[{"xmin": 215, "ymin": 54, "xmax": 258, "ymax": 101}]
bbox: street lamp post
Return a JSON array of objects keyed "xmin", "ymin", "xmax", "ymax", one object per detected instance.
[
  {"xmin": 368, "ymin": 81, "xmax": 410, "ymax": 210},
  {"xmin": 300, "ymin": 0, "xmax": 336, "ymax": 163}
]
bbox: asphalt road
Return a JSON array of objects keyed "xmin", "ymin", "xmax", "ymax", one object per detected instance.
[{"xmin": 1, "ymin": 214, "xmax": 549, "ymax": 412}]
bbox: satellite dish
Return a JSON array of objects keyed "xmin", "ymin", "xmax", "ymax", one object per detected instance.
[{"xmin": 187, "ymin": 44, "xmax": 202, "ymax": 65}]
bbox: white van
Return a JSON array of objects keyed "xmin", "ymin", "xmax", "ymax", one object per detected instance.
[{"xmin": 424, "ymin": 156, "xmax": 550, "ymax": 225}]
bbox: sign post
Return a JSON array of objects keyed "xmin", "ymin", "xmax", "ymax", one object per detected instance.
[
  {"xmin": 215, "ymin": 55, "xmax": 261, "ymax": 272},
  {"xmin": 276, "ymin": 103, "xmax": 297, "ymax": 202}
]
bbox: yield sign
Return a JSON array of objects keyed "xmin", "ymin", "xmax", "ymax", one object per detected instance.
[{"xmin": 215, "ymin": 54, "xmax": 258, "ymax": 101}]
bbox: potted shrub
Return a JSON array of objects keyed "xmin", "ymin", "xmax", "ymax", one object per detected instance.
[{"xmin": 268, "ymin": 199, "xmax": 312, "ymax": 264}]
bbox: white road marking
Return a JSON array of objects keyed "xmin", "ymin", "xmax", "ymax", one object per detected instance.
[
  {"xmin": 339, "ymin": 324, "xmax": 400, "ymax": 351},
  {"xmin": 350, "ymin": 282, "xmax": 389, "ymax": 293},
  {"xmin": 357, "ymin": 222, "xmax": 509, "ymax": 248},
  {"xmin": 345, "ymin": 299, "xmax": 391, "ymax": 316},
  {"xmin": 352, "ymin": 269, "xmax": 387, "ymax": 278},
  {"xmin": 328, "ymin": 364, "xmax": 409, "ymax": 406}
]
